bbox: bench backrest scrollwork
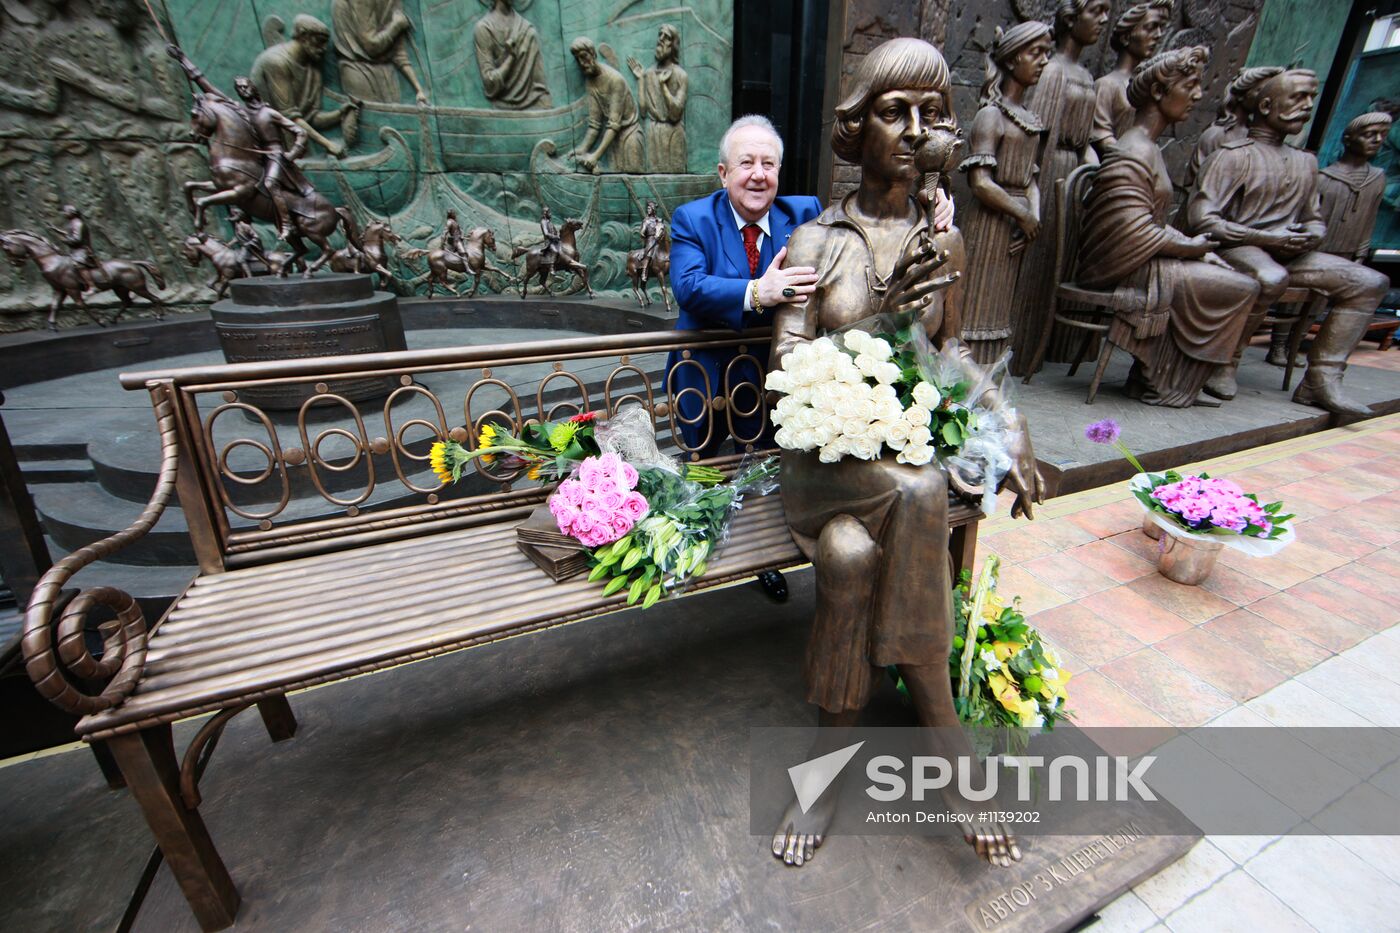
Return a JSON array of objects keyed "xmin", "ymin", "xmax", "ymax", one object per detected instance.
[{"xmin": 121, "ymin": 329, "xmax": 775, "ymax": 571}]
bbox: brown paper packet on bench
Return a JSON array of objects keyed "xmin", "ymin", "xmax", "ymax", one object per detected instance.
[
  {"xmin": 516, "ymin": 540, "xmax": 590, "ymax": 581},
  {"xmin": 515, "ymin": 503, "xmax": 587, "ymax": 550}
]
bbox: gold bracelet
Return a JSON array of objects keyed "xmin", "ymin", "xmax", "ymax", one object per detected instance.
[{"xmin": 750, "ymin": 280, "xmax": 762, "ymax": 312}]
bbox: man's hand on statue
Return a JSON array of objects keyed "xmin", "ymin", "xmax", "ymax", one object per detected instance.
[
  {"xmin": 328, "ymin": 142, "xmax": 346, "ymax": 159},
  {"xmin": 1008, "ymin": 464, "xmax": 1044, "ymax": 520},
  {"xmin": 1201, "ymin": 251, "xmax": 1232, "ymax": 270},
  {"xmin": 757, "ymin": 247, "xmax": 818, "ymax": 306},
  {"xmin": 933, "ymin": 187, "xmax": 955, "ymax": 233},
  {"xmin": 626, "ymin": 56, "xmax": 644, "ymax": 79},
  {"xmin": 415, "ymin": 89, "xmax": 429, "ymax": 105}
]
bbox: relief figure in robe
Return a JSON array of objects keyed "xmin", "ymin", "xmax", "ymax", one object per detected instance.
[
  {"xmin": 628, "ymin": 24, "xmax": 688, "ymax": 172},
  {"xmin": 332, "ymin": 0, "xmax": 428, "ymax": 145},
  {"xmin": 474, "ymin": 0, "xmax": 552, "ymax": 110},
  {"xmin": 251, "ymin": 14, "xmax": 360, "ymax": 158},
  {"xmin": 569, "ymin": 37, "xmax": 644, "ymax": 174},
  {"xmin": 1076, "ymin": 47, "xmax": 1260, "ymax": 407}
]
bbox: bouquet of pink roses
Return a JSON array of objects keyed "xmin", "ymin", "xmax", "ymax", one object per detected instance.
[{"xmin": 548, "ymin": 453, "xmax": 651, "ymax": 547}]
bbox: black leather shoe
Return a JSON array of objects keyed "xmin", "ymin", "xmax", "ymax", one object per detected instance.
[{"xmin": 757, "ymin": 570, "xmax": 788, "ymax": 603}]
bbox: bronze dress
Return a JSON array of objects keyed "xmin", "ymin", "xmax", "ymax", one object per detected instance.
[
  {"xmin": 1012, "ymin": 53, "xmax": 1097, "ymax": 372},
  {"xmin": 958, "ymin": 99, "xmax": 1045, "ymax": 364},
  {"xmin": 1076, "ymin": 139, "xmax": 1259, "ymax": 406},
  {"xmin": 772, "ymin": 197, "xmax": 952, "ymax": 713},
  {"xmin": 1090, "ymin": 70, "xmax": 1132, "ymax": 154}
]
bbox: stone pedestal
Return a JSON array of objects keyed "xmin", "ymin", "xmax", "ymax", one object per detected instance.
[{"xmin": 210, "ymin": 274, "xmax": 407, "ymax": 409}]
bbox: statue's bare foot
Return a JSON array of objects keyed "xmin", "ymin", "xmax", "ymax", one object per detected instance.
[
  {"xmin": 771, "ymin": 787, "xmax": 839, "ymax": 868},
  {"xmin": 962, "ymin": 822, "xmax": 1022, "ymax": 868}
]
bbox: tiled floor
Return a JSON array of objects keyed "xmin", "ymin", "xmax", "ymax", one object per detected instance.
[{"xmin": 976, "ymin": 411, "xmax": 1400, "ymax": 932}]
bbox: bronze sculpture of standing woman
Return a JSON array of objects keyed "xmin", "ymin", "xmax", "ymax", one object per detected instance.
[
  {"xmin": 1012, "ymin": 0, "xmax": 1111, "ymax": 374},
  {"xmin": 957, "ymin": 21, "xmax": 1053, "ymax": 363},
  {"xmin": 768, "ymin": 37, "xmax": 1042, "ymax": 870}
]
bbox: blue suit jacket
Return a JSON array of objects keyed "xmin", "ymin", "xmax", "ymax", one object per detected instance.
[{"xmin": 666, "ymin": 190, "xmax": 823, "ymax": 454}]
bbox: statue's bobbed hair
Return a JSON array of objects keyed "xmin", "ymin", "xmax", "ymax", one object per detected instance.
[
  {"xmin": 832, "ymin": 38, "xmax": 951, "ymax": 164},
  {"xmin": 1126, "ymin": 45, "xmax": 1209, "ymax": 110}
]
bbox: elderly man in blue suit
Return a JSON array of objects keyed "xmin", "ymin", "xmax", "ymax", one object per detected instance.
[{"xmin": 667, "ymin": 114, "xmax": 952, "ymax": 598}]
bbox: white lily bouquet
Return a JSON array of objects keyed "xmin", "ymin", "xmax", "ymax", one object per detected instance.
[{"xmin": 765, "ymin": 314, "xmax": 1025, "ymax": 513}]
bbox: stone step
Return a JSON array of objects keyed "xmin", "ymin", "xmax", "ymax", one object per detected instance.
[{"xmin": 17, "ymin": 457, "xmax": 95, "ymax": 485}]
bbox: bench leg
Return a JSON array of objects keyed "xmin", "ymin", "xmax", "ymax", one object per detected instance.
[
  {"xmin": 108, "ymin": 725, "xmax": 240, "ymax": 932},
  {"xmin": 257, "ymin": 694, "xmax": 298, "ymax": 742},
  {"xmin": 90, "ymin": 740, "xmax": 126, "ymax": 790},
  {"xmin": 950, "ymin": 521, "xmax": 979, "ymax": 579}
]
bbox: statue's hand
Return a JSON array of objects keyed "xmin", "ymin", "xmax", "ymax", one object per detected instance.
[
  {"xmin": 1006, "ymin": 412, "xmax": 1043, "ymax": 520},
  {"xmin": 879, "ymin": 239, "xmax": 956, "ymax": 317},
  {"xmin": 626, "ymin": 56, "xmax": 643, "ymax": 79}
]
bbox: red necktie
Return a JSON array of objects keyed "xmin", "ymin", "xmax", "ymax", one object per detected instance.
[{"xmin": 742, "ymin": 223, "xmax": 761, "ymax": 276}]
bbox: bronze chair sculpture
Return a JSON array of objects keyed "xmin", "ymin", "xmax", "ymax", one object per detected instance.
[
  {"xmin": 957, "ymin": 21, "xmax": 1053, "ymax": 364},
  {"xmin": 1043, "ymin": 47, "xmax": 1261, "ymax": 408},
  {"xmin": 768, "ymin": 37, "xmax": 1042, "ymax": 870}
]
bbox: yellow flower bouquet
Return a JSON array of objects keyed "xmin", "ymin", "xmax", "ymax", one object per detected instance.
[{"xmin": 950, "ymin": 555, "xmax": 1071, "ymax": 746}]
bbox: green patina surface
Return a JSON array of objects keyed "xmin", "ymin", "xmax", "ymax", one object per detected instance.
[
  {"xmin": 166, "ymin": 0, "xmax": 729, "ymax": 295},
  {"xmin": 1243, "ymin": 0, "xmax": 1350, "ymax": 138}
]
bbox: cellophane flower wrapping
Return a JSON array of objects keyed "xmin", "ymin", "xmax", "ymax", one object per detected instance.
[
  {"xmin": 766, "ymin": 311, "xmax": 1025, "ymax": 515},
  {"xmin": 1129, "ymin": 472, "xmax": 1295, "ymax": 557},
  {"xmin": 547, "ymin": 404, "xmax": 780, "ymax": 607}
]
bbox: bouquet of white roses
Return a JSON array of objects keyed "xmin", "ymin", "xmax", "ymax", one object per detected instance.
[{"xmin": 765, "ymin": 329, "xmax": 945, "ymax": 466}]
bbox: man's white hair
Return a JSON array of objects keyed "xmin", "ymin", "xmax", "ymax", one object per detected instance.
[{"xmin": 718, "ymin": 115, "xmax": 784, "ymax": 166}]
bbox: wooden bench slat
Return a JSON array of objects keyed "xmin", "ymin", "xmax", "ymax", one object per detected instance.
[
  {"xmin": 76, "ymin": 494, "xmax": 803, "ymax": 739},
  {"xmin": 138, "ymin": 523, "xmax": 801, "ymax": 689}
]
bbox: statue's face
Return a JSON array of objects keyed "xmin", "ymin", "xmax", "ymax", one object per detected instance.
[
  {"xmin": 573, "ymin": 48, "xmax": 600, "ymax": 77},
  {"xmin": 655, "ymin": 31, "xmax": 674, "ymax": 63},
  {"xmin": 234, "ymin": 77, "xmax": 258, "ymax": 103},
  {"xmin": 1347, "ymin": 122, "xmax": 1390, "ymax": 160},
  {"xmin": 717, "ymin": 124, "xmax": 782, "ymax": 222},
  {"xmin": 299, "ymin": 31, "xmax": 329, "ymax": 62},
  {"xmin": 1009, "ymin": 36, "xmax": 1054, "ymax": 88},
  {"xmin": 1073, "ymin": 0, "xmax": 1112, "ymax": 47},
  {"xmin": 1158, "ymin": 68, "xmax": 1204, "ymax": 124},
  {"xmin": 1128, "ymin": 8, "xmax": 1170, "ymax": 60},
  {"xmin": 1256, "ymin": 72, "xmax": 1317, "ymax": 136},
  {"xmin": 859, "ymin": 88, "xmax": 943, "ymax": 185}
]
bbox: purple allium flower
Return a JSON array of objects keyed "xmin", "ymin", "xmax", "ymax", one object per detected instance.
[{"xmin": 1084, "ymin": 419, "xmax": 1121, "ymax": 444}]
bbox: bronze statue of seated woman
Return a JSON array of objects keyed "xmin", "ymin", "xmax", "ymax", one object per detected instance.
[{"xmin": 767, "ymin": 37, "xmax": 1043, "ymax": 869}]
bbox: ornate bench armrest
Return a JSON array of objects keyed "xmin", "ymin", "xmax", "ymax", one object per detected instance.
[{"xmin": 21, "ymin": 391, "xmax": 181, "ymax": 717}]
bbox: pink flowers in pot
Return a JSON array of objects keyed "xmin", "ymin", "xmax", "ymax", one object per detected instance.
[
  {"xmin": 1149, "ymin": 475, "xmax": 1275, "ymax": 537},
  {"xmin": 547, "ymin": 452, "xmax": 649, "ymax": 548}
]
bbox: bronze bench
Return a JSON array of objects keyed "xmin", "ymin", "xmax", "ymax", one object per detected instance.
[{"xmin": 21, "ymin": 327, "xmax": 982, "ymax": 931}]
